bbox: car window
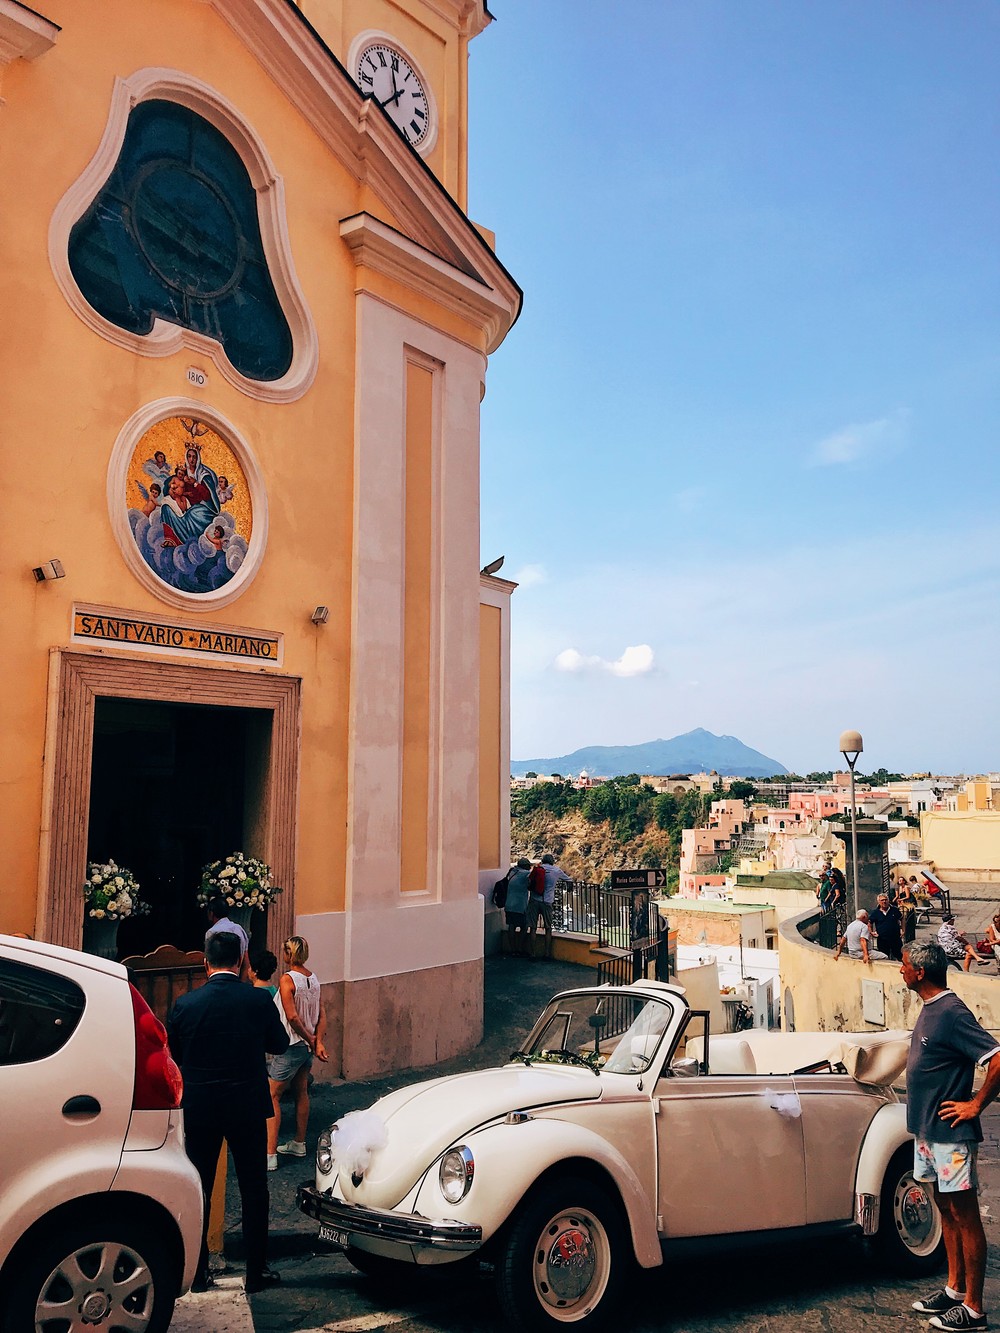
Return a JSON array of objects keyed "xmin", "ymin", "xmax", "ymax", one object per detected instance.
[
  {"xmin": 517, "ymin": 992, "xmax": 674, "ymax": 1074},
  {"xmin": 0, "ymin": 957, "xmax": 86, "ymax": 1065}
]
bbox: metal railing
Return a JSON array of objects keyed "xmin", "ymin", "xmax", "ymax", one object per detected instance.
[
  {"xmin": 552, "ymin": 881, "xmax": 602, "ymax": 936},
  {"xmin": 552, "ymin": 882, "xmax": 662, "ymax": 952}
]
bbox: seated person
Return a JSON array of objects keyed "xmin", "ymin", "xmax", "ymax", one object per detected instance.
[
  {"xmin": 833, "ymin": 910, "xmax": 888, "ymax": 963},
  {"xmin": 981, "ymin": 912, "xmax": 1000, "ymax": 964},
  {"xmin": 937, "ymin": 913, "xmax": 987, "ymax": 971}
]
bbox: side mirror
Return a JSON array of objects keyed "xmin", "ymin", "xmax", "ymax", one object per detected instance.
[
  {"xmin": 668, "ymin": 1056, "xmax": 701, "ymax": 1078},
  {"xmin": 588, "ymin": 1013, "xmax": 608, "ymax": 1030}
]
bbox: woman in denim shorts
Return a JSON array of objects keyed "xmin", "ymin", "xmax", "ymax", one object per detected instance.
[{"xmin": 266, "ymin": 936, "xmax": 327, "ymax": 1169}]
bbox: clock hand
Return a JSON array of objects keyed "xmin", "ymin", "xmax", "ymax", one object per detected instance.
[{"xmin": 379, "ymin": 66, "xmax": 404, "ymax": 110}]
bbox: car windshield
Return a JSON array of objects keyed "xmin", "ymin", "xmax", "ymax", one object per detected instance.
[{"xmin": 515, "ymin": 991, "xmax": 675, "ymax": 1074}]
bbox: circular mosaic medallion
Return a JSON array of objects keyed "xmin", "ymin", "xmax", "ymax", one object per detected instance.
[{"xmin": 125, "ymin": 415, "xmax": 253, "ymax": 597}]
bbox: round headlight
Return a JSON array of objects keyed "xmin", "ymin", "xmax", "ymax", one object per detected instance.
[
  {"xmin": 438, "ymin": 1146, "xmax": 474, "ymax": 1203},
  {"xmin": 317, "ymin": 1128, "xmax": 334, "ymax": 1176}
]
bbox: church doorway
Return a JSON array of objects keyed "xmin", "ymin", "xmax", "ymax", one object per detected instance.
[
  {"xmin": 86, "ymin": 698, "xmax": 270, "ymax": 957},
  {"xmin": 39, "ymin": 651, "xmax": 300, "ymax": 954}
]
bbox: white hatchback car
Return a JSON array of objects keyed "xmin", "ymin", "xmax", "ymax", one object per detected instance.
[{"xmin": 0, "ymin": 934, "xmax": 203, "ymax": 1333}]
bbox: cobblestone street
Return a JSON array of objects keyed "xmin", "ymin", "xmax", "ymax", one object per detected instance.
[{"xmin": 172, "ymin": 955, "xmax": 1000, "ymax": 1332}]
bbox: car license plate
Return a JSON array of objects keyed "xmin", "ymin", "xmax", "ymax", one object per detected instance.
[{"xmin": 318, "ymin": 1225, "xmax": 350, "ymax": 1248}]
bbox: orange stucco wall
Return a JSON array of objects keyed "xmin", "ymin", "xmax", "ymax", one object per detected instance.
[
  {"xmin": 400, "ymin": 359, "xmax": 434, "ymax": 894},
  {"xmin": 293, "ymin": 0, "xmax": 470, "ymax": 205},
  {"xmin": 478, "ymin": 603, "xmax": 502, "ymax": 870},
  {"xmin": 0, "ymin": 0, "xmax": 489, "ymax": 935}
]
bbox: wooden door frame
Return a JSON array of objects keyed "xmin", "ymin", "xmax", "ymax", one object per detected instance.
[{"xmin": 38, "ymin": 650, "xmax": 300, "ymax": 951}]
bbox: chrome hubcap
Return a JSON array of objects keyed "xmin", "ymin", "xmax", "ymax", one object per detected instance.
[
  {"xmin": 894, "ymin": 1174, "xmax": 938, "ymax": 1252},
  {"xmin": 34, "ymin": 1241, "xmax": 155, "ymax": 1331},
  {"xmin": 533, "ymin": 1208, "xmax": 610, "ymax": 1319}
]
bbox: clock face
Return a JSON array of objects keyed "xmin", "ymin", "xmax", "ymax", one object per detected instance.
[{"xmin": 357, "ymin": 43, "xmax": 430, "ymax": 149}]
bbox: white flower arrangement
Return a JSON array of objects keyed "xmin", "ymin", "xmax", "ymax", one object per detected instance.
[
  {"xmin": 197, "ymin": 852, "xmax": 282, "ymax": 910},
  {"xmin": 83, "ymin": 860, "xmax": 150, "ymax": 920}
]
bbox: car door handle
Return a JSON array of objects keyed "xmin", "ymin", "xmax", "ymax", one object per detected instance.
[{"xmin": 62, "ymin": 1095, "xmax": 101, "ymax": 1119}]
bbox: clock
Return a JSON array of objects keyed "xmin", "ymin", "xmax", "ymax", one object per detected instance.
[{"xmin": 356, "ymin": 42, "xmax": 431, "ymax": 149}]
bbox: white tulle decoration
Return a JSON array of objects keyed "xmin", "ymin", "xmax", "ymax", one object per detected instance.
[
  {"xmin": 330, "ymin": 1110, "xmax": 389, "ymax": 1176},
  {"xmin": 764, "ymin": 1089, "xmax": 802, "ymax": 1120}
]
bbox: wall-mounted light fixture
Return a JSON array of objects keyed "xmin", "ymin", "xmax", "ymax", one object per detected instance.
[
  {"xmin": 480, "ymin": 555, "xmax": 505, "ymax": 576},
  {"xmin": 32, "ymin": 559, "xmax": 65, "ymax": 582},
  {"xmin": 311, "ymin": 605, "xmax": 330, "ymax": 625}
]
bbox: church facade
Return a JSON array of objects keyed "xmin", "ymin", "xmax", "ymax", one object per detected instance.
[{"xmin": 1, "ymin": 0, "xmax": 519, "ymax": 1076}]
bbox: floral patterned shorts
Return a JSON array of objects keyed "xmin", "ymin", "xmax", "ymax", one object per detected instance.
[{"xmin": 913, "ymin": 1139, "xmax": 979, "ymax": 1193}]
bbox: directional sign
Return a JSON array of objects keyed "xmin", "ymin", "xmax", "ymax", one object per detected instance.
[{"xmin": 611, "ymin": 869, "xmax": 668, "ymax": 890}]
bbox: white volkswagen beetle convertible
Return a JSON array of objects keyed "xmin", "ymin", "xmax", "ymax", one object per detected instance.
[{"xmin": 298, "ymin": 980, "xmax": 941, "ymax": 1332}]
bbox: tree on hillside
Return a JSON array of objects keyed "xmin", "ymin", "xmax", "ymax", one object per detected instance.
[
  {"xmin": 806, "ymin": 771, "xmax": 833, "ymax": 782},
  {"xmin": 726, "ymin": 780, "xmax": 757, "ymax": 801},
  {"xmin": 653, "ymin": 792, "xmax": 678, "ymax": 829},
  {"xmin": 512, "ymin": 781, "xmax": 578, "ymax": 819},
  {"xmin": 582, "ymin": 783, "xmax": 619, "ymax": 823},
  {"xmin": 525, "ymin": 771, "xmax": 537, "ymax": 779}
]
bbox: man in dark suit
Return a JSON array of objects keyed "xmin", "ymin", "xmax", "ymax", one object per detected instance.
[{"xmin": 168, "ymin": 930, "xmax": 290, "ymax": 1293}]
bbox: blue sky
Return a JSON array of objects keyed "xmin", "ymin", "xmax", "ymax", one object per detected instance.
[{"xmin": 468, "ymin": 1, "xmax": 999, "ymax": 775}]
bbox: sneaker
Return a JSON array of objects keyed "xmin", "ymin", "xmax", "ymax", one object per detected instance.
[
  {"xmin": 929, "ymin": 1306, "xmax": 988, "ymax": 1331},
  {"xmin": 277, "ymin": 1140, "xmax": 306, "ymax": 1157},
  {"xmin": 915, "ymin": 1292, "xmax": 966, "ymax": 1316},
  {"xmin": 266, "ymin": 1153, "xmax": 278, "ymax": 1171}
]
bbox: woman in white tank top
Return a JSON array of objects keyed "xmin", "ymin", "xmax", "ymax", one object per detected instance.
[{"xmin": 266, "ymin": 935, "xmax": 328, "ymax": 1169}]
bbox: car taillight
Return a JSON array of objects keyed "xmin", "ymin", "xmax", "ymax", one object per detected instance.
[{"xmin": 129, "ymin": 983, "xmax": 184, "ymax": 1110}]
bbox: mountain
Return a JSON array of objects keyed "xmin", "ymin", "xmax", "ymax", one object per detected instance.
[{"xmin": 510, "ymin": 728, "xmax": 787, "ymax": 779}]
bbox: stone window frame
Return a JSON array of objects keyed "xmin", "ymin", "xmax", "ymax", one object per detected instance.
[{"xmin": 49, "ymin": 67, "xmax": 318, "ymax": 403}]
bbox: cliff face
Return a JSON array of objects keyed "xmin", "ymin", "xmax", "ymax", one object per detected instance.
[{"xmin": 511, "ymin": 808, "xmax": 674, "ymax": 884}]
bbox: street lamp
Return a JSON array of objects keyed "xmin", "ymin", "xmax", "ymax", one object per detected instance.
[{"xmin": 840, "ymin": 729, "xmax": 864, "ymax": 917}]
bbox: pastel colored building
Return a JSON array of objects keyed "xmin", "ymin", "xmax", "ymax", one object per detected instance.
[
  {"xmin": 789, "ymin": 791, "xmax": 850, "ymax": 820},
  {"xmin": 920, "ymin": 811, "xmax": 1000, "ymax": 884},
  {"xmin": 0, "ymin": 0, "xmax": 520, "ymax": 1078}
]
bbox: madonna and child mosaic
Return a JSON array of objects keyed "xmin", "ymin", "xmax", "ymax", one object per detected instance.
[{"xmin": 126, "ymin": 416, "xmax": 253, "ymax": 595}]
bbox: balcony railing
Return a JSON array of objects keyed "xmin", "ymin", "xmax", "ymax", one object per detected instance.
[{"xmin": 552, "ymin": 881, "xmax": 662, "ymax": 954}]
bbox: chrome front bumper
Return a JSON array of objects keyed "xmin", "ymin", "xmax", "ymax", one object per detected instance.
[{"xmin": 297, "ymin": 1184, "xmax": 483, "ymax": 1252}]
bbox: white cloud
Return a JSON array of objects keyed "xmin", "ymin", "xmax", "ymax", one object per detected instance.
[
  {"xmin": 554, "ymin": 643, "xmax": 655, "ymax": 677},
  {"xmin": 808, "ymin": 410, "xmax": 908, "ymax": 467},
  {"xmin": 512, "ymin": 563, "xmax": 546, "ymax": 588}
]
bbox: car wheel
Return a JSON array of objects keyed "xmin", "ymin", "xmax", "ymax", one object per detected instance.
[
  {"xmin": 2, "ymin": 1220, "xmax": 176, "ymax": 1333},
  {"xmin": 874, "ymin": 1147, "xmax": 944, "ymax": 1274},
  {"xmin": 496, "ymin": 1176, "xmax": 628, "ymax": 1332}
]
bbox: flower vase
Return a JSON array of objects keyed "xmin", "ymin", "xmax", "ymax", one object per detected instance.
[
  {"xmin": 226, "ymin": 905, "xmax": 254, "ymax": 933},
  {"xmin": 84, "ymin": 916, "xmax": 120, "ymax": 961}
]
